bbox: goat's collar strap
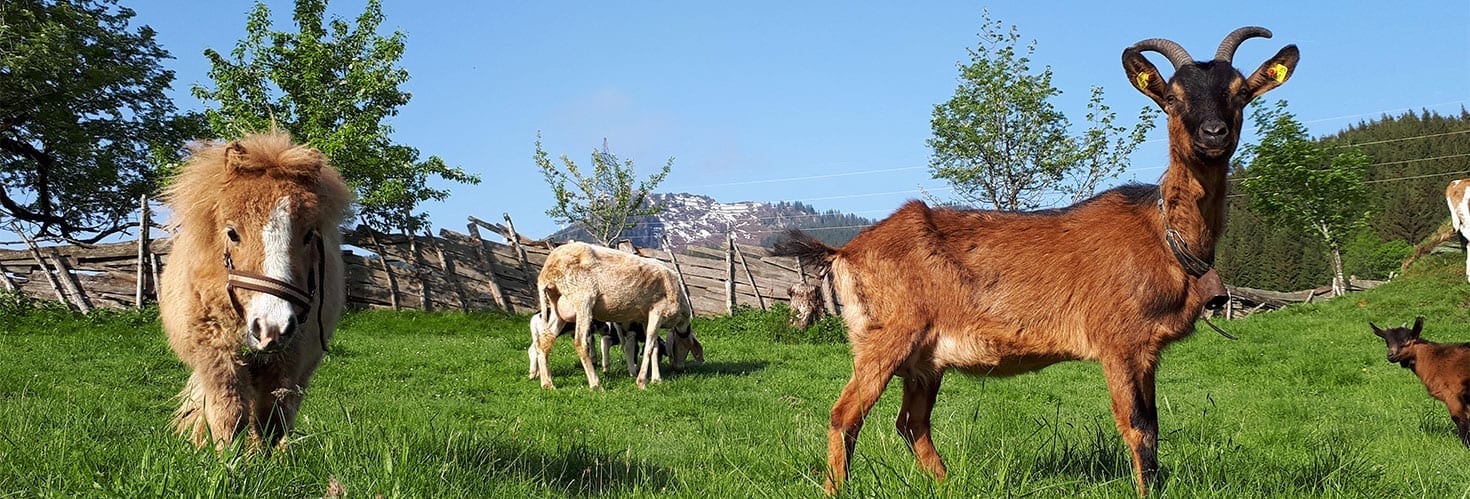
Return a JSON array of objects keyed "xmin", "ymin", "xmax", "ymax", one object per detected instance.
[{"xmin": 1158, "ymin": 198, "xmax": 1213, "ymax": 277}]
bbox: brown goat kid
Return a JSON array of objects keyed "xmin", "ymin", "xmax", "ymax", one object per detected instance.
[
  {"xmin": 1371, "ymin": 317, "xmax": 1470, "ymax": 449},
  {"xmin": 770, "ymin": 27, "xmax": 1297, "ymax": 497}
]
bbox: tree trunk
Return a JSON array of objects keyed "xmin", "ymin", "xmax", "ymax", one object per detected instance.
[
  {"xmin": 1320, "ymin": 221, "xmax": 1346, "ymax": 297},
  {"xmin": 1330, "ymin": 247, "xmax": 1346, "ymax": 297}
]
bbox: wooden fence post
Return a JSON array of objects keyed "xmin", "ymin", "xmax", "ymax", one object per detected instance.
[
  {"xmin": 821, "ymin": 271, "xmax": 839, "ymax": 316},
  {"xmin": 406, "ymin": 230, "xmax": 432, "ymax": 311},
  {"xmin": 466, "ymin": 221, "xmax": 512, "ymax": 312},
  {"xmin": 150, "ymin": 253, "xmax": 163, "ymax": 303},
  {"xmin": 10, "ymin": 222, "xmax": 69, "ymax": 308},
  {"xmin": 661, "ymin": 234, "xmax": 692, "ymax": 313},
  {"xmin": 50, "ymin": 249, "xmax": 92, "ymax": 313},
  {"xmin": 0, "ymin": 262, "xmax": 17, "ymax": 292},
  {"xmin": 135, "ymin": 194, "xmax": 151, "ymax": 308},
  {"xmin": 731, "ymin": 241, "xmax": 766, "ymax": 311},
  {"xmin": 725, "ymin": 233, "xmax": 737, "ymax": 314},
  {"xmin": 429, "ymin": 230, "xmax": 470, "ymax": 312},
  {"xmin": 502, "ymin": 212, "xmax": 529, "ymax": 267},
  {"xmin": 366, "ymin": 228, "xmax": 401, "ymax": 311}
]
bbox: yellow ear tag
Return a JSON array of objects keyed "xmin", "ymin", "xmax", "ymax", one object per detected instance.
[
  {"xmin": 1135, "ymin": 72, "xmax": 1150, "ymax": 90},
  {"xmin": 1268, "ymin": 63, "xmax": 1288, "ymax": 83}
]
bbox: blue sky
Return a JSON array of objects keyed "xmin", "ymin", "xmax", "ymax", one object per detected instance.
[{"xmin": 124, "ymin": 0, "xmax": 1470, "ymax": 240}]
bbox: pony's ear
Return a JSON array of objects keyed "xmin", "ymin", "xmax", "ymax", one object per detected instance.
[
  {"xmin": 225, "ymin": 142, "xmax": 249, "ymax": 172},
  {"xmin": 308, "ymin": 148, "xmax": 327, "ymax": 173}
]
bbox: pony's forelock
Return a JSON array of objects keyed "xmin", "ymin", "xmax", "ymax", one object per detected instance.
[{"xmin": 164, "ymin": 131, "xmax": 351, "ymax": 234}]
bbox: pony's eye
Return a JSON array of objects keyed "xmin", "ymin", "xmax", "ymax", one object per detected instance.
[{"xmin": 225, "ymin": 227, "xmax": 240, "ymax": 244}]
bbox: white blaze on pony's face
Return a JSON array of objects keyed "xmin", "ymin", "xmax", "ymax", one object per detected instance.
[{"xmin": 244, "ymin": 196, "xmax": 301, "ymax": 351}]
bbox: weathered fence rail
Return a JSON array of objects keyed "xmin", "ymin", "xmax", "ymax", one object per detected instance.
[{"xmin": 0, "ymin": 212, "xmax": 821, "ymax": 318}]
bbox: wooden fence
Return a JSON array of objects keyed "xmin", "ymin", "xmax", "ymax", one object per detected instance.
[{"xmin": 0, "ymin": 209, "xmax": 832, "ymax": 318}]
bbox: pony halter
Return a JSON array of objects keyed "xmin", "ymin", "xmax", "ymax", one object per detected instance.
[{"xmin": 223, "ymin": 235, "xmax": 329, "ymax": 351}]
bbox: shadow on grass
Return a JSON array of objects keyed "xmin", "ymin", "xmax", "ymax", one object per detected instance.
[
  {"xmin": 679, "ymin": 360, "xmax": 768, "ymax": 377},
  {"xmin": 400, "ymin": 432, "xmax": 680, "ymax": 496}
]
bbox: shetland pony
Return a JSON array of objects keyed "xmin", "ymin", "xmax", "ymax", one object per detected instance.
[{"xmin": 159, "ymin": 131, "xmax": 350, "ymax": 449}]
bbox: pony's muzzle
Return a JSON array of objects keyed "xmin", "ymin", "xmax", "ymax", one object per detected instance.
[
  {"xmin": 246, "ymin": 297, "xmax": 302, "ymax": 352},
  {"xmin": 248, "ymin": 315, "xmax": 299, "ymax": 352}
]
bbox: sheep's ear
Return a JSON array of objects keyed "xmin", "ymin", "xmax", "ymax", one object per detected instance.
[
  {"xmin": 1122, "ymin": 48, "xmax": 1169, "ymax": 109},
  {"xmin": 1411, "ymin": 316, "xmax": 1424, "ymax": 336},
  {"xmin": 1370, "ymin": 322, "xmax": 1386, "ymax": 338},
  {"xmin": 1243, "ymin": 45, "xmax": 1299, "ymax": 100}
]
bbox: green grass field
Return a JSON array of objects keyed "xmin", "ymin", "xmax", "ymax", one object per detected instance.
[{"xmin": 4, "ymin": 255, "xmax": 1470, "ymax": 497}]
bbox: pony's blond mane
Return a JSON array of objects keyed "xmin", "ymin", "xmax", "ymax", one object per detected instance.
[
  {"xmin": 164, "ymin": 131, "xmax": 350, "ymax": 235},
  {"xmin": 158, "ymin": 130, "xmax": 353, "ymax": 449}
]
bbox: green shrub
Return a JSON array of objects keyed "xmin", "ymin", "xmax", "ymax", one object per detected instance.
[{"xmin": 710, "ymin": 304, "xmax": 847, "ymax": 345}]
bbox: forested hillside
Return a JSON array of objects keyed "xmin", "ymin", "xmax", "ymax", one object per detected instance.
[{"xmin": 1218, "ymin": 109, "xmax": 1470, "ymax": 289}]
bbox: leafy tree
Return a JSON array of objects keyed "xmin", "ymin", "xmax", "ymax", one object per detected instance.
[
  {"xmin": 0, "ymin": 0, "xmax": 205, "ymax": 243},
  {"xmin": 1238, "ymin": 101, "xmax": 1372, "ymax": 296},
  {"xmin": 928, "ymin": 11, "xmax": 1154, "ymax": 211},
  {"xmin": 536, "ymin": 136, "xmax": 671, "ymax": 246},
  {"xmin": 193, "ymin": 0, "xmax": 477, "ymax": 233}
]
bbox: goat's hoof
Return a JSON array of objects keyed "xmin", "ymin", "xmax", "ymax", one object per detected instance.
[
  {"xmin": 636, "ymin": 380, "xmax": 647, "ymax": 390},
  {"xmin": 541, "ymin": 382, "xmax": 555, "ymax": 390}
]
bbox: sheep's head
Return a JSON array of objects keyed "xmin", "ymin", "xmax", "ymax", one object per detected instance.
[
  {"xmin": 669, "ymin": 322, "xmax": 704, "ymax": 370},
  {"xmin": 1370, "ymin": 317, "xmax": 1424, "ymax": 368},
  {"xmin": 1123, "ymin": 27, "xmax": 1298, "ymax": 163}
]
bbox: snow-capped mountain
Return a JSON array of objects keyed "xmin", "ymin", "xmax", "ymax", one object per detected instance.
[{"xmin": 548, "ymin": 193, "xmax": 873, "ymax": 250}]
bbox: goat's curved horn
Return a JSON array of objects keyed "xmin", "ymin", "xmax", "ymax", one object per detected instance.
[
  {"xmin": 1214, "ymin": 26, "xmax": 1272, "ymax": 63},
  {"xmin": 1129, "ymin": 38, "xmax": 1193, "ymax": 71}
]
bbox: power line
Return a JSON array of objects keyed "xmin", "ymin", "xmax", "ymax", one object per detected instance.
[
  {"xmin": 1228, "ymin": 152, "xmax": 1470, "ymax": 184},
  {"xmin": 669, "ymin": 166, "xmax": 927, "ymax": 190}
]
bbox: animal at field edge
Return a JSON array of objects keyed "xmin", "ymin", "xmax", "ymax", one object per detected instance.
[{"xmin": 1371, "ymin": 317, "xmax": 1470, "ymax": 449}]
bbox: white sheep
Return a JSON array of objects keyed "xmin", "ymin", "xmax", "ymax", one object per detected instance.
[{"xmin": 533, "ymin": 242, "xmax": 703, "ymax": 390}]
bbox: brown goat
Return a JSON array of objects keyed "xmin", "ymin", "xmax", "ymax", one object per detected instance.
[
  {"xmin": 1371, "ymin": 317, "xmax": 1470, "ymax": 449},
  {"xmin": 770, "ymin": 27, "xmax": 1297, "ymax": 497}
]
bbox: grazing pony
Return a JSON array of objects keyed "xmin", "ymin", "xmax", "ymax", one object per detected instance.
[
  {"xmin": 160, "ymin": 131, "xmax": 351, "ymax": 449},
  {"xmin": 1371, "ymin": 317, "xmax": 1470, "ymax": 449},
  {"xmin": 770, "ymin": 27, "xmax": 1297, "ymax": 496},
  {"xmin": 1446, "ymin": 179, "xmax": 1470, "ymax": 281}
]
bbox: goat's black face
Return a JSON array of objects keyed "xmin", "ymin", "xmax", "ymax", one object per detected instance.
[
  {"xmin": 1122, "ymin": 28, "xmax": 1299, "ymax": 164},
  {"xmin": 1167, "ymin": 63, "xmax": 1248, "ymax": 161},
  {"xmin": 1371, "ymin": 317, "xmax": 1424, "ymax": 366}
]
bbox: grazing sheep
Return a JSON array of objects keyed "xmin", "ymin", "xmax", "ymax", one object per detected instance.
[
  {"xmin": 1371, "ymin": 317, "xmax": 1470, "ymax": 448},
  {"xmin": 534, "ymin": 242, "xmax": 703, "ymax": 390},
  {"xmin": 526, "ymin": 318, "xmax": 667, "ymax": 379}
]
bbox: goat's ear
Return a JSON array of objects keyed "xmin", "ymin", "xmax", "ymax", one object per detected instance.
[
  {"xmin": 1243, "ymin": 45, "xmax": 1299, "ymax": 100},
  {"xmin": 1370, "ymin": 322, "xmax": 1386, "ymax": 338},
  {"xmin": 1411, "ymin": 316, "xmax": 1424, "ymax": 336},
  {"xmin": 1122, "ymin": 48, "xmax": 1169, "ymax": 108}
]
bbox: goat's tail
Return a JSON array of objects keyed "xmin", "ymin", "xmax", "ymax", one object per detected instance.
[{"xmin": 767, "ymin": 229, "xmax": 838, "ymax": 274}]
